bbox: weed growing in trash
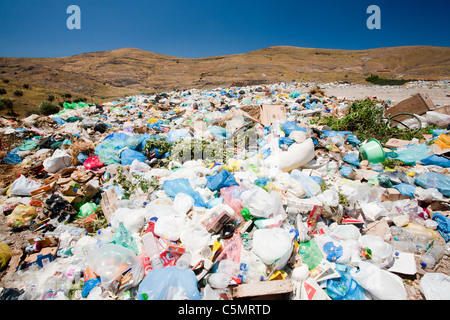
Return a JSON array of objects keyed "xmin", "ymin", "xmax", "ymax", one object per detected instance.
[
  {"xmin": 316, "ymin": 98, "xmax": 440, "ymax": 143},
  {"xmin": 112, "ymin": 166, "xmax": 159, "ymax": 199}
]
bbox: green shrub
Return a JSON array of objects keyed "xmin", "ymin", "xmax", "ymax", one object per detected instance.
[
  {"xmin": 0, "ymin": 98, "xmax": 13, "ymax": 111},
  {"xmin": 13, "ymin": 89, "xmax": 23, "ymax": 97},
  {"xmin": 47, "ymin": 94, "xmax": 55, "ymax": 102},
  {"xmin": 0, "ymin": 88, "xmax": 6, "ymax": 95},
  {"xmin": 39, "ymin": 101, "xmax": 60, "ymax": 115}
]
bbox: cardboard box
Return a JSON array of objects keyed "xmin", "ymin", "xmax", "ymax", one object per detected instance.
[
  {"xmin": 230, "ymin": 279, "xmax": 293, "ymax": 299},
  {"xmin": 385, "ymin": 93, "xmax": 435, "ymax": 123},
  {"xmin": 100, "ymin": 188, "xmax": 118, "ymax": 223},
  {"xmin": 30, "ymin": 182, "xmax": 56, "ymax": 196},
  {"xmin": 22, "ymin": 247, "xmax": 58, "ymax": 269},
  {"xmin": 201, "ymin": 210, "xmax": 234, "ymax": 234},
  {"xmin": 158, "ymin": 238, "xmax": 186, "ymax": 255},
  {"xmin": 62, "ymin": 182, "xmax": 83, "ymax": 197}
]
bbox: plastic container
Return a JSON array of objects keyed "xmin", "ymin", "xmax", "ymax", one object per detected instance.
[
  {"xmin": 359, "ymin": 139, "xmax": 386, "ymax": 164},
  {"xmin": 390, "ymin": 226, "xmax": 433, "ymax": 247},
  {"xmin": 141, "ymin": 232, "xmax": 164, "ymax": 270},
  {"xmin": 392, "ymin": 240, "xmax": 428, "ymax": 254},
  {"xmin": 420, "ymin": 244, "xmax": 445, "ymax": 269}
]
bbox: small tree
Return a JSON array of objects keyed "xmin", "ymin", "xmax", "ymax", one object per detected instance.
[
  {"xmin": 13, "ymin": 89, "xmax": 23, "ymax": 97},
  {"xmin": 0, "ymin": 98, "xmax": 13, "ymax": 111},
  {"xmin": 47, "ymin": 94, "xmax": 55, "ymax": 102},
  {"xmin": 39, "ymin": 101, "xmax": 60, "ymax": 115}
]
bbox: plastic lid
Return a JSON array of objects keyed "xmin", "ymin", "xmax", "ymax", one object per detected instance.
[{"xmin": 420, "ymin": 262, "xmax": 427, "ymax": 268}]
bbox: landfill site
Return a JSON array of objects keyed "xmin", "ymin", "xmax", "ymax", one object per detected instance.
[{"xmin": 1, "ymin": 80, "xmax": 450, "ymax": 302}]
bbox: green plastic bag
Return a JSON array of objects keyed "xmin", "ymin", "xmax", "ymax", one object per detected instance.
[
  {"xmin": 111, "ymin": 222, "xmax": 139, "ymax": 255},
  {"xmin": 0, "ymin": 243, "xmax": 12, "ymax": 269},
  {"xmin": 298, "ymin": 239, "xmax": 323, "ymax": 270},
  {"xmin": 78, "ymin": 202, "xmax": 98, "ymax": 217}
]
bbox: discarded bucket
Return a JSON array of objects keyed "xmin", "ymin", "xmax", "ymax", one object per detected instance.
[{"xmin": 359, "ymin": 139, "xmax": 385, "ymax": 164}]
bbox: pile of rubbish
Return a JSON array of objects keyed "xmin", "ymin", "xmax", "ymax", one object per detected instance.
[{"xmin": 0, "ymin": 82, "xmax": 449, "ymax": 301}]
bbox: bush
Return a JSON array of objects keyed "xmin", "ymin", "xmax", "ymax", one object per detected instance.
[
  {"xmin": 47, "ymin": 94, "xmax": 55, "ymax": 102},
  {"xmin": 0, "ymin": 88, "xmax": 6, "ymax": 95},
  {"xmin": 25, "ymin": 109, "xmax": 41, "ymax": 117},
  {"xmin": 2, "ymin": 79, "xmax": 9, "ymax": 84},
  {"xmin": 39, "ymin": 101, "xmax": 60, "ymax": 115},
  {"xmin": 0, "ymin": 98, "xmax": 13, "ymax": 111},
  {"xmin": 13, "ymin": 89, "xmax": 23, "ymax": 97},
  {"xmin": 23, "ymin": 83, "xmax": 30, "ymax": 89}
]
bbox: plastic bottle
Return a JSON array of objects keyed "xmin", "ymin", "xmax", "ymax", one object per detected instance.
[
  {"xmin": 392, "ymin": 240, "xmax": 428, "ymax": 254},
  {"xmin": 176, "ymin": 252, "xmax": 192, "ymax": 269},
  {"xmin": 141, "ymin": 232, "xmax": 164, "ymax": 270},
  {"xmin": 420, "ymin": 243, "xmax": 445, "ymax": 269},
  {"xmin": 390, "ymin": 226, "xmax": 433, "ymax": 246}
]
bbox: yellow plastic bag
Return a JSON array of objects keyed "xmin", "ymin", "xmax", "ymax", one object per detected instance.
[
  {"xmin": 6, "ymin": 205, "xmax": 36, "ymax": 227},
  {"xmin": 0, "ymin": 243, "xmax": 12, "ymax": 269}
]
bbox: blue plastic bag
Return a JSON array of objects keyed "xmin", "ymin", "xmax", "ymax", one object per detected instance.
[
  {"xmin": 278, "ymin": 137, "xmax": 295, "ymax": 148},
  {"xmin": 393, "ymin": 183, "xmax": 416, "ymax": 197},
  {"xmin": 207, "ymin": 126, "xmax": 230, "ymax": 140},
  {"xmin": 206, "ymin": 169, "xmax": 238, "ymax": 191},
  {"xmin": 281, "ymin": 121, "xmax": 306, "ymax": 135},
  {"xmin": 120, "ymin": 149, "xmax": 147, "ymax": 166},
  {"xmin": 326, "ymin": 264, "xmax": 366, "ymax": 300},
  {"xmin": 432, "ymin": 212, "xmax": 450, "ymax": 242},
  {"xmin": 415, "ymin": 172, "xmax": 450, "ymax": 197},
  {"xmin": 167, "ymin": 129, "xmax": 190, "ymax": 143},
  {"xmin": 126, "ymin": 135, "xmax": 145, "ymax": 150},
  {"xmin": 137, "ymin": 266, "xmax": 201, "ymax": 300},
  {"xmin": 162, "ymin": 178, "xmax": 206, "ymax": 207},
  {"xmin": 2, "ymin": 152, "xmax": 22, "ymax": 165},
  {"xmin": 343, "ymin": 154, "xmax": 361, "ymax": 167},
  {"xmin": 420, "ymin": 154, "xmax": 450, "ymax": 168},
  {"xmin": 340, "ymin": 165, "xmax": 355, "ymax": 179}
]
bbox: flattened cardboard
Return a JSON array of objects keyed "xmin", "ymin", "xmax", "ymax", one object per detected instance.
[{"xmin": 260, "ymin": 104, "xmax": 286, "ymax": 127}]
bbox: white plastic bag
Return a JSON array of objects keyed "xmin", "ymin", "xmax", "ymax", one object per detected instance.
[
  {"xmin": 9, "ymin": 175, "xmax": 41, "ymax": 196},
  {"xmin": 154, "ymin": 214, "xmax": 184, "ymax": 241},
  {"xmin": 419, "ymin": 273, "xmax": 450, "ymax": 300},
  {"xmin": 180, "ymin": 222, "xmax": 211, "ymax": 253},
  {"xmin": 426, "ymin": 111, "xmax": 450, "ymax": 127},
  {"xmin": 240, "ymin": 186, "xmax": 277, "ymax": 219},
  {"xmin": 358, "ymin": 235, "xmax": 394, "ymax": 269},
  {"xmin": 251, "ymin": 228, "xmax": 293, "ymax": 266},
  {"xmin": 351, "ymin": 261, "xmax": 407, "ymax": 300},
  {"xmin": 43, "ymin": 149, "xmax": 72, "ymax": 173}
]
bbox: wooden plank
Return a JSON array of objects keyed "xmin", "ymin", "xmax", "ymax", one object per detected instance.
[{"xmin": 230, "ymin": 279, "xmax": 293, "ymax": 299}]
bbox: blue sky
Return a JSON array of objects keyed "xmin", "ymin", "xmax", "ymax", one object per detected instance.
[{"xmin": 0, "ymin": 0, "xmax": 449, "ymax": 58}]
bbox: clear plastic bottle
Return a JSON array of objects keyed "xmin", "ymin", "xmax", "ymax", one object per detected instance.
[
  {"xmin": 420, "ymin": 243, "xmax": 445, "ymax": 269},
  {"xmin": 141, "ymin": 232, "xmax": 164, "ymax": 270},
  {"xmin": 392, "ymin": 240, "xmax": 428, "ymax": 254},
  {"xmin": 176, "ymin": 252, "xmax": 192, "ymax": 269}
]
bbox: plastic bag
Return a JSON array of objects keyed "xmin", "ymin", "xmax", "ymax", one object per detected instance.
[
  {"xmin": 179, "ymin": 222, "xmax": 211, "ymax": 253},
  {"xmin": 78, "ymin": 202, "xmax": 98, "ymax": 217},
  {"xmin": 298, "ymin": 239, "xmax": 323, "ymax": 270},
  {"xmin": 419, "ymin": 154, "xmax": 450, "ymax": 168},
  {"xmin": 206, "ymin": 169, "xmax": 238, "ymax": 192},
  {"xmin": 358, "ymin": 235, "xmax": 394, "ymax": 269},
  {"xmin": 167, "ymin": 129, "xmax": 190, "ymax": 143},
  {"xmin": 426, "ymin": 111, "xmax": 450, "ymax": 126},
  {"xmin": 432, "ymin": 212, "xmax": 450, "ymax": 242},
  {"xmin": 351, "ymin": 261, "xmax": 407, "ymax": 300},
  {"xmin": 419, "ymin": 273, "xmax": 450, "ymax": 300},
  {"xmin": 111, "ymin": 222, "xmax": 139, "ymax": 254},
  {"xmin": 326, "ymin": 264, "xmax": 366, "ymax": 300},
  {"xmin": 251, "ymin": 228, "xmax": 293, "ymax": 266},
  {"xmin": 290, "ymin": 169, "xmax": 321, "ymax": 197},
  {"xmin": 87, "ymin": 243, "xmax": 144, "ymax": 292},
  {"xmin": 154, "ymin": 214, "xmax": 184, "ymax": 241},
  {"xmin": 83, "ymin": 156, "xmax": 104, "ymax": 170},
  {"xmin": 389, "ymin": 143, "xmax": 429, "ymax": 166},
  {"xmin": 281, "ymin": 121, "xmax": 306, "ymax": 135},
  {"xmin": 9, "ymin": 175, "xmax": 41, "ymax": 196},
  {"xmin": 315, "ymin": 234, "xmax": 343, "ymax": 263},
  {"xmin": 120, "ymin": 149, "xmax": 147, "ymax": 166},
  {"xmin": 6, "ymin": 205, "xmax": 37, "ymax": 227},
  {"xmin": 415, "ymin": 172, "xmax": 450, "ymax": 197},
  {"xmin": 137, "ymin": 266, "xmax": 201, "ymax": 300},
  {"xmin": 43, "ymin": 149, "xmax": 72, "ymax": 173},
  {"xmin": 162, "ymin": 178, "xmax": 206, "ymax": 207},
  {"xmin": 240, "ymin": 186, "xmax": 277, "ymax": 219},
  {"xmin": 393, "ymin": 183, "xmax": 416, "ymax": 197},
  {"xmin": 220, "ymin": 185, "xmax": 246, "ymax": 214},
  {"xmin": 0, "ymin": 243, "xmax": 12, "ymax": 269},
  {"xmin": 2, "ymin": 151, "xmax": 22, "ymax": 165}
]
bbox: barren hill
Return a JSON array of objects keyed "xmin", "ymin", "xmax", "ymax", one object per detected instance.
[{"xmin": 0, "ymin": 45, "xmax": 449, "ymax": 116}]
